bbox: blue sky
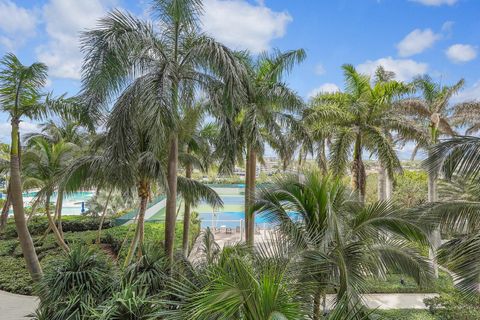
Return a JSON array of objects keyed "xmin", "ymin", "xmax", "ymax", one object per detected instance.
[{"xmin": 0, "ymin": 0, "xmax": 479, "ymax": 158}]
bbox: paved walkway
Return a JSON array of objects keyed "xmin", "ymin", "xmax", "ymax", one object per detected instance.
[
  {"xmin": 0, "ymin": 290, "xmax": 38, "ymax": 320},
  {"xmin": 0, "ymin": 289, "xmax": 435, "ymax": 318}
]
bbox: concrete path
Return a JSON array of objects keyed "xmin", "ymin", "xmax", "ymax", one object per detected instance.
[
  {"xmin": 0, "ymin": 289, "xmax": 436, "ymax": 318},
  {"xmin": 0, "ymin": 290, "xmax": 38, "ymax": 320}
]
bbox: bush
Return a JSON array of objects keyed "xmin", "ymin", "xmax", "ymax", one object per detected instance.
[
  {"xmin": 36, "ymin": 246, "xmax": 118, "ymax": 320},
  {"xmin": 0, "ymin": 256, "xmax": 34, "ymax": 294},
  {"xmin": 1, "ymin": 216, "xmax": 114, "ymax": 240},
  {"xmin": 424, "ymin": 291, "xmax": 480, "ymax": 319}
]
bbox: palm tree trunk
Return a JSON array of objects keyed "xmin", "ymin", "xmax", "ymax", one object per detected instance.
[
  {"xmin": 245, "ymin": 147, "xmax": 256, "ymax": 246},
  {"xmin": 182, "ymin": 161, "xmax": 193, "ymax": 257},
  {"xmin": 165, "ymin": 134, "xmax": 178, "ymax": 262},
  {"xmin": 428, "ymin": 168, "xmax": 440, "ymax": 278},
  {"xmin": 352, "ymin": 134, "xmax": 366, "ymax": 203},
  {"xmin": 96, "ymin": 188, "xmax": 113, "ymax": 244},
  {"xmin": 125, "ymin": 188, "xmax": 148, "ymax": 266},
  {"xmin": 313, "ymin": 289, "xmax": 322, "ymax": 320},
  {"xmin": 318, "ymin": 140, "xmax": 328, "ymax": 174},
  {"xmin": 244, "ymin": 149, "xmax": 251, "ymax": 242},
  {"xmin": 377, "ymin": 164, "xmax": 387, "ymax": 201},
  {"xmin": 55, "ymin": 188, "xmax": 64, "ymax": 238},
  {"xmin": 0, "ymin": 185, "xmax": 11, "ymax": 232},
  {"xmin": 45, "ymin": 193, "xmax": 69, "ymax": 252},
  {"xmin": 9, "ymin": 118, "xmax": 42, "ymax": 281}
]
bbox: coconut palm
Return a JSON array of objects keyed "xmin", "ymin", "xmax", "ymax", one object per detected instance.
[
  {"xmin": 0, "ymin": 53, "xmax": 50, "ymax": 280},
  {"xmin": 252, "ymin": 172, "xmax": 433, "ymax": 318},
  {"xmin": 307, "ymin": 65, "xmax": 415, "ymax": 203},
  {"xmin": 23, "ymin": 136, "xmax": 79, "ymax": 251},
  {"xmin": 81, "ymin": 0, "xmax": 245, "ymax": 261},
  {"xmin": 232, "ymin": 49, "xmax": 305, "ymax": 245}
]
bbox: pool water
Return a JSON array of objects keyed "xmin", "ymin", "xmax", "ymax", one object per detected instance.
[{"xmin": 21, "ymin": 191, "xmax": 94, "ymax": 215}]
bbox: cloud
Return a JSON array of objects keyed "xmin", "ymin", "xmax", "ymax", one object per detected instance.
[
  {"xmin": 36, "ymin": 0, "xmax": 116, "ymax": 80},
  {"xmin": 308, "ymin": 83, "xmax": 340, "ymax": 98},
  {"xmin": 314, "ymin": 64, "xmax": 326, "ymax": 75},
  {"xmin": 0, "ymin": 0, "xmax": 38, "ymax": 50},
  {"xmin": 357, "ymin": 57, "xmax": 428, "ymax": 81},
  {"xmin": 0, "ymin": 122, "xmax": 40, "ymax": 141},
  {"xmin": 396, "ymin": 28, "xmax": 441, "ymax": 57},
  {"xmin": 445, "ymin": 44, "xmax": 477, "ymax": 63},
  {"xmin": 409, "ymin": 0, "xmax": 458, "ymax": 6},
  {"xmin": 201, "ymin": 0, "xmax": 292, "ymax": 53}
]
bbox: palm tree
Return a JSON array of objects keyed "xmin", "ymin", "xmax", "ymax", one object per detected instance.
[
  {"xmin": 23, "ymin": 136, "xmax": 78, "ymax": 252},
  {"xmin": 0, "ymin": 143, "xmax": 11, "ymax": 231},
  {"xmin": 422, "ymin": 135, "xmax": 480, "ymax": 293},
  {"xmin": 253, "ymin": 172, "xmax": 433, "ymax": 318},
  {"xmin": 162, "ymin": 242, "xmax": 306, "ymax": 319},
  {"xmin": 235, "ymin": 49, "xmax": 305, "ymax": 245},
  {"xmin": 399, "ymin": 75, "xmax": 463, "ymax": 203},
  {"xmin": 307, "ymin": 65, "xmax": 414, "ymax": 203},
  {"xmin": 178, "ymin": 104, "xmax": 217, "ymax": 256},
  {"xmin": 81, "ymin": 1, "xmax": 245, "ymax": 261},
  {"xmin": 0, "ymin": 53, "xmax": 49, "ymax": 280},
  {"xmin": 399, "ymin": 76, "xmax": 465, "ymax": 277}
]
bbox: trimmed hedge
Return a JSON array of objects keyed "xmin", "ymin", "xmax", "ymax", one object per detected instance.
[{"xmin": 1, "ymin": 216, "xmax": 114, "ymax": 239}]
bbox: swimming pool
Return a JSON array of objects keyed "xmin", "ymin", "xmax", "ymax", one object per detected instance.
[{"xmin": 21, "ymin": 191, "xmax": 94, "ymax": 215}]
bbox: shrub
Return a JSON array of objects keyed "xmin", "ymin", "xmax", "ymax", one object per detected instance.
[
  {"xmin": 36, "ymin": 246, "xmax": 118, "ymax": 320},
  {"xmin": 424, "ymin": 291, "xmax": 480, "ymax": 320}
]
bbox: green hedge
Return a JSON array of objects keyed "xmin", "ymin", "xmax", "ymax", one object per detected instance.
[
  {"xmin": 1, "ymin": 216, "xmax": 114, "ymax": 239},
  {"xmin": 0, "ymin": 216, "xmax": 200, "ymax": 295}
]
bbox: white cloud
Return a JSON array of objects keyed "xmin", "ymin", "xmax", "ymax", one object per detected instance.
[
  {"xmin": 396, "ymin": 28, "xmax": 441, "ymax": 57},
  {"xmin": 314, "ymin": 64, "xmax": 326, "ymax": 75},
  {"xmin": 308, "ymin": 83, "xmax": 340, "ymax": 98},
  {"xmin": 201, "ymin": 0, "xmax": 292, "ymax": 53},
  {"xmin": 0, "ymin": 0, "xmax": 38, "ymax": 50},
  {"xmin": 357, "ymin": 56, "xmax": 428, "ymax": 81},
  {"xmin": 36, "ymin": 0, "xmax": 116, "ymax": 80},
  {"xmin": 445, "ymin": 44, "xmax": 477, "ymax": 63},
  {"xmin": 0, "ymin": 122, "xmax": 40, "ymax": 141},
  {"xmin": 409, "ymin": 0, "xmax": 458, "ymax": 6}
]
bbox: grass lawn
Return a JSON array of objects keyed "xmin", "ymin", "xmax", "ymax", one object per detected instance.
[
  {"xmin": 0, "ymin": 216, "xmax": 199, "ymax": 295},
  {"xmin": 365, "ymin": 271, "xmax": 453, "ymax": 293}
]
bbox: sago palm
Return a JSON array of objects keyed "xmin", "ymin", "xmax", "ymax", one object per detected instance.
[
  {"xmin": 81, "ymin": 0, "xmax": 245, "ymax": 261},
  {"xmin": 253, "ymin": 172, "xmax": 433, "ymax": 318}
]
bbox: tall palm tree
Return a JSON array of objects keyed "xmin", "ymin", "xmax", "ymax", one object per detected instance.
[
  {"xmin": 252, "ymin": 172, "xmax": 433, "ymax": 318},
  {"xmin": 399, "ymin": 75, "xmax": 463, "ymax": 203},
  {"xmin": 0, "ymin": 53, "xmax": 49, "ymax": 280},
  {"xmin": 23, "ymin": 136, "xmax": 78, "ymax": 252},
  {"xmin": 423, "ymin": 135, "xmax": 480, "ymax": 293},
  {"xmin": 399, "ymin": 76, "xmax": 465, "ymax": 277},
  {"xmin": 81, "ymin": 1, "xmax": 245, "ymax": 261},
  {"xmin": 307, "ymin": 65, "xmax": 414, "ymax": 203},
  {"xmin": 178, "ymin": 104, "xmax": 217, "ymax": 256},
  {"xmin": 235, "ymin": 49, "xmax": 305, "ymax": 245}
]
